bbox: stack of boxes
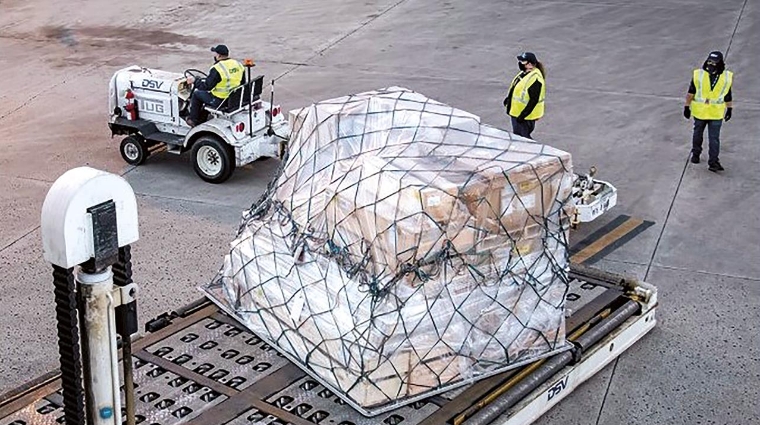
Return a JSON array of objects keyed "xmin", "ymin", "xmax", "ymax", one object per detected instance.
[{"xmin": 216, "ymin": 88, "xmax": 574, "ymax": 409}]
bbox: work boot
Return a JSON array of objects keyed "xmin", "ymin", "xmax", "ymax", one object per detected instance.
[
  {"xmin": 708, "ymin": 161, "xmax": 724, "ymax": 172},
  {"xmin": 690, "ymin": 154, "xmax": 700, "ymax": 164}
]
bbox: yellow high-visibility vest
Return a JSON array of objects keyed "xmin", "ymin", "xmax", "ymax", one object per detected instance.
[
  {"xmin": 211, "ymin": 59, "xmax": 244, "ymax": 99},
  {"xmin": 508, "ymin": 68, "xmax": 545, "ymax": 120},
  {"xmin": 691, "ymin": 69, "xmax": 732, "ymax": 120}
]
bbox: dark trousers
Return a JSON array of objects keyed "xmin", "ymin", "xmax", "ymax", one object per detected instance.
[
  {"xmin": 511, "ymin": 116, "xmax": 536, "ymax": 138},
  {"xmin": 189, "ymin": 90, "xmax": 223, "ymax": 123},
  {"xmin": 691, "ymin": 118, "xmax": 722, "ymax": 165}
]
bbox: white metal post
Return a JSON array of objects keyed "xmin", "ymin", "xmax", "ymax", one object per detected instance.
[
  {"xmin": 77, "ymin": 267, "xmax": 122, "ymax": 425},
  {"xmin": 41, "ymin": 166, "xmax": 141, "ymax": 425}
]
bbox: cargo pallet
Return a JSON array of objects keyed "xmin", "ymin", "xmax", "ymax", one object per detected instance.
[{"xmin": 0, "ymin": 263, "xmax": 656, "ymax": 425}]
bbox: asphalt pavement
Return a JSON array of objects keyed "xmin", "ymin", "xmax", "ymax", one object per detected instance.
[{"xmin": 1, "ymin": 0, "xmax": 758, "ymax": 423}]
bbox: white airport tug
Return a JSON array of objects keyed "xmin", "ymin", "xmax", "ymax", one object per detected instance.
[{"xmin": 108, "ymin": 64, "xmax": 289, "ymax": 183}]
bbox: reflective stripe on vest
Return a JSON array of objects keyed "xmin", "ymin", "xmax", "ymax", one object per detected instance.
[
  {"xmin": 508, "ymin": 68, "xmax": 545, "ymax": 120},
  {"xmin": 211, "ymin": 59, "xmax": 244, "ymax": 99},
  {"xmin": 692, "ymin": 69, "xmax": 732, "ymax": 120}
]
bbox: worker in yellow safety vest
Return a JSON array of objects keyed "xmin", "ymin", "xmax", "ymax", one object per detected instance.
[
  {"xmin": 684, "ymin": 51, "xmax": 733, "ymax": 172},
  {"xmin": 185, "ymin": 44, "xmax": 246, "ymax": 127},
  {"xmin": 503, "ymin": 52, "xmax": 546, "ymax": 139}
]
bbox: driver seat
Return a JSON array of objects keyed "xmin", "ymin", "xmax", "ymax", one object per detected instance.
[{"xmin": 205, "ymin": 75, "xmax": 264, "ymax": 118}]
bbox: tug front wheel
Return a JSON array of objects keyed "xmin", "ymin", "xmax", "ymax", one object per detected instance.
[{"xmin": 120, "ymin": 135, "xmax": 149, "ymax": 166}]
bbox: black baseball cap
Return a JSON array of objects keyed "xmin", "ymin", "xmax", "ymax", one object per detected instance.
[
  {"xmin": 211, "ymin": 44, "xmax": 230, "ymax": 56},
  {"xmin": 706, "ymin": 51, "xmax": 723, "ymax": 63},
  {"xmin": 517, "ymin": 52, "xmax": 538, "ymax": 64}
]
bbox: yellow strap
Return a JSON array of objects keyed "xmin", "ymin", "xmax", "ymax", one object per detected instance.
[{"xmin": 694, "ymin": 70, "xmax": 705, "ymax": 102}]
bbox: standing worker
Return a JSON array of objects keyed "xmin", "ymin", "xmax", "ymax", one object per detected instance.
[
  {"xmin": 503, "ymin": 52, "xmax": 546, "ymax": 139},
  {"xmin": 185, "ymin": 44, "xmax": 246, "ymax": 127},
  {"xmin": 683, "ymin": 51, "xmax": 733, "ymax": 172}
]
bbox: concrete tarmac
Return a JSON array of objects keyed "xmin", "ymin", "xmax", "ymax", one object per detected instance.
[{"xmin": 1, "ymin": 0, "xmax": 758, "ymax": 423}]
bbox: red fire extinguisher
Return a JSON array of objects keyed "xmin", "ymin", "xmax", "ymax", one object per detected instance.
[{"xmin": 124, "ymin": 89, "xmax": 138, "ymax": 120}]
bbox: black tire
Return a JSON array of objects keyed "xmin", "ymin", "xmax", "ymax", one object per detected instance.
[
  {"xmin": 191, "ymin": 136, "xmax": 235, "ymax": 183},
  {"xmin": 120, "ymin": 135, "xmax": 149, "ymax": 166}
]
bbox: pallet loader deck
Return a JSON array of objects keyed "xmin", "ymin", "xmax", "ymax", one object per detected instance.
[
  {"xmin": 0, "ymin": 263, "xmax": 656, "ymax": 425},
  {"xmin": 0, "ymin": 165, "xmax": 654, "ymax": 425}
]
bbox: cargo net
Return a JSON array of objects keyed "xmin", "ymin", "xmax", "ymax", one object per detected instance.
[{"xmin": 204, "ymin": 87, "xmax": 575, "ymax": 414}]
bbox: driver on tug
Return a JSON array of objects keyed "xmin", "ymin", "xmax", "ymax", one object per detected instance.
[{"xmin": 184, "ymin": 44, "xmax": 246, "ymax": 127}]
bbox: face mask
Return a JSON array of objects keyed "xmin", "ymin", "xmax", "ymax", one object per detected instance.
[
  {"xmin": 518, "ymin": 62, "xmax": 526, "ymax": 71},
  {"xmin": 705, "ymin": 63, "xmax": 718, "ymax": 74}
]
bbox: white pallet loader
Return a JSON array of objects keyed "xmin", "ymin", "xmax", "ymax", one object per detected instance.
[{"xmin": 0, "ymin": 167, "xmax": 655, "ymax": 425}]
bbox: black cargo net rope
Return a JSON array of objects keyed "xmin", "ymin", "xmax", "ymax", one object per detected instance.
[{"xmin": 206, "ymin": 87, "xmax": 573, "ymax": 411}]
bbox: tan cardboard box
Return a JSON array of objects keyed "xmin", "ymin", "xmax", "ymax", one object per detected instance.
[
  {"xmin": 329, "ymin": 349, "xmax": 411, "ymax": 407},
  {"xmin": 407, "ymin": 350, "xmax": 472, "ymax": 396}
]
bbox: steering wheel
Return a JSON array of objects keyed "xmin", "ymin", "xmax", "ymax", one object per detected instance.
[
  {"xmin": 181, "ymin": 69, "xmax": 209, "ymax": 114},
  {"xmin": 184, "ymin": 68, "xmax": 208, "ymax": 80}
]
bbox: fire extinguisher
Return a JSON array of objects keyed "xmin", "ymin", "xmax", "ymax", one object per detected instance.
[{"xmin": 124, "ymin": 89, "xmax": 138, "ymax": 120}]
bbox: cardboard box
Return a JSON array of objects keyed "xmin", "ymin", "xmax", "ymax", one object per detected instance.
[
  {"xmin": 325, "ymin": 167, "xmax": 477, "ymax": 278},
  {"xmin": 328, "ymin": 349, "xmax": 411, "ymax": 407},
  {"xmin": 407, "ymin": 347, "xmax": 472, "ymax": 396}
]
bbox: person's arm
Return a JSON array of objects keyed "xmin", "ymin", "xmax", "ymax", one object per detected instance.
[
  {"xmin": 517, "ymin": 79, "xmax": 542, "ymax": 121},
  {"xmin": 684, "ymin": 80, "xmax": 696, "ymax": 118},
  {"xmin": 503, "ymin": 85, "xmax": 515, "ymax": 115},
  {"xmin": 685, "ymin": 80, "xmax": 696, "ymax": 106},
  {"xmin": 725, "ymin": 87, "xmax": 733, "ymax": 121},
  {"xmin": 196, "ymin": 68, "xmax": 221, "ymax": 91}
]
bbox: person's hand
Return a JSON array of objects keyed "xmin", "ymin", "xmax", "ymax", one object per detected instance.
[
  {"xmin": 516, "ymin": 116, "xmax": 526, "ymax": 123},
  {"xmin": 186, "ymin": 75, "xmax": 195, "ymax": 85},
  {"xmin": 683, "ymin": 105, "xmax": 691, "ymax": 119},
  {"xmin": 724, "ymin": 107, "xmax": 732, "ymax": 122},
  {"xmin": 503, "ymin": 97, "xmax": 509, "ymax": 107}
]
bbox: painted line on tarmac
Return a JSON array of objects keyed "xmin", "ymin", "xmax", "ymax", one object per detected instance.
[
  {"xmin": 570, "ymin": 215, "xmax": 655, "ymax": 264},
  {"xmin": 0, "ymin": 226, "xmax": 39, "ymax": 253}
]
